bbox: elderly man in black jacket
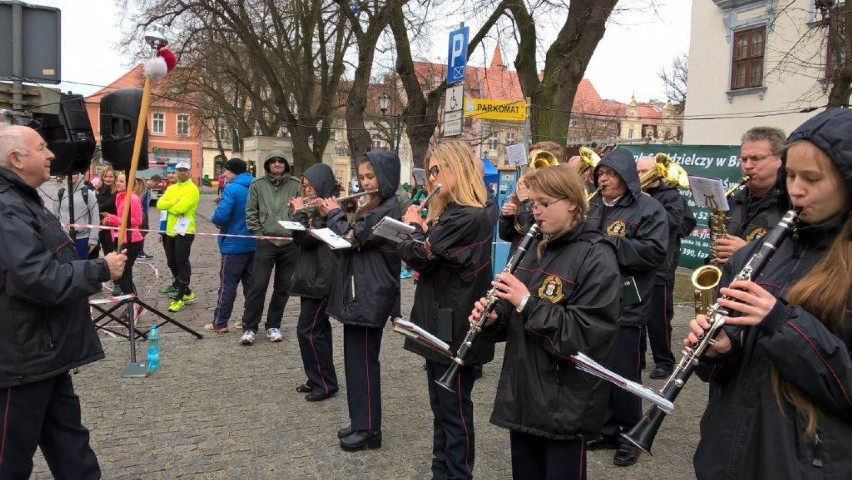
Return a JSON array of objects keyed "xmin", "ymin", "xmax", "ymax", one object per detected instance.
[
  {"xmin": 0, "ymin": 125, "xmax": 126, "ymax": 479},
  {"xmin": 584, "ymin": 148, "xmax": 668, "ymax": 466}
]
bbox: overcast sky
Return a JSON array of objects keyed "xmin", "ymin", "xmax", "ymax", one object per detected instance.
[{"xmin": 37, "ymin": 0, "xmax": 692, "ymax": 103}]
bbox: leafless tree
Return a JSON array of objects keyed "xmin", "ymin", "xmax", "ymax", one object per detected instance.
[{"xmin": 659, "ymin": 53, "xmax": 687, "ymax": 114}]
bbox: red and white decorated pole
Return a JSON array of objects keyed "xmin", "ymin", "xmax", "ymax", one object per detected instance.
[{"xmin": 117, "ymin": 26, "xmax": 177, "ymax": 249}]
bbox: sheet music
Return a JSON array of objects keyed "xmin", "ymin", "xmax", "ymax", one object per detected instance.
[
  {"xmin": 309, "ymin": 228, "xmax": 352, "ymax": 249},
  {"xmin": 505, "ymin": 143, "xmax": 528, "ymax": 167},
  {"xmin": 372, "ymin": 216, "xmax": 417, "ymax": 243},
  {"xmin": 278, "ymin": 220, "xmax": 306, "ymax": 231},
  {"xmin": 393, "ymin": 317, "xmax": 451, "ymax": 353},
  {"xmin": 572, "ymin": 352, "xmax": 675, "ymax": 413},
  {"xmin": 688, "ymin": 176, "xmax": 730, "ymax": 211}
]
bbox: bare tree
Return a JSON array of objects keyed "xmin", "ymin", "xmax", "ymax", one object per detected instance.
[
  {"xmin": 822, "ymin": 1, "xmax": 851, "ymax": 107},
  {"xmin": 659, "ymin": 53, "xmax": 688, "ymax": 114},
  {"xmin": 120, "ymin": 0, "xmax": 352, "ymax": 173}
]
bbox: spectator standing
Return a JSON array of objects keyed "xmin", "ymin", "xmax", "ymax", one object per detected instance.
[
  {"xmin": 239, "ymin": 150, "xmax": 301, "ymax": 345},
  {"xmin": 0, "ymin": 125, "xmax": 126, "ymax": 478},
  {"xmin": 92, "ymin": 166, "xmax": 117, "ymax": 258},
  {"xmin": 206, "ymin": 158, "xmax": 256, "ymax": 334},
  {"xmin": 53, "ymin": 173, "xmax": 99, "ymax": 260},
  {"xmin": 136, "ymin": 178, "xmax": 154, "ymax": 259},
  {"xmin": 156, "ymin": 161, "xmax": 200, "ymax": 312},
  {"xmin": 100, "ymin": 172, "xmax": 145, "ymax": 296}
]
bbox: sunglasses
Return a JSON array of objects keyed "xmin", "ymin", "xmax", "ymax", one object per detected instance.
[{"xmin": 269, "ymin": 158, "xmax": 287, "ymax": 164}]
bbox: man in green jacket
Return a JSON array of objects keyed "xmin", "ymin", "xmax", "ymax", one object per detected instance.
[
  {"xmin": 239, "ymin": 150, "xmax": 301, "ymax": 345},
  {"xmin": 156, "ymin": 161, "xmax": 200, "ymax": 312}
]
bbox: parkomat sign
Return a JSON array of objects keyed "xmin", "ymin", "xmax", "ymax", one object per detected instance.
[{"xmin": 464, "ymin": 98, "xmax": 528, "ymax": 122}]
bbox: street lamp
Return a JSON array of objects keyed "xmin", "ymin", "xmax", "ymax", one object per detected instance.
[{"xmin": 378, "ymin": 92, "xmax": 401, "ymax": 154}]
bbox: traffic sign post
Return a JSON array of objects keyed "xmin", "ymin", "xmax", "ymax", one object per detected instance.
[
  {"xmin": 446, "ymin": 25, "xmax": 469, "ymax": 85},
  {"xmin": 443, "ymin": 84, "xmax": 464, "ymax": 137}
]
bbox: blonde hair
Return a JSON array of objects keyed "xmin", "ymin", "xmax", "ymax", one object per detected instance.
[
  {"xmin": 770, "ymin": 141, "xmax": 852, "ymax": 438},
  {"xmin": 424, "ymin": 140, "xmax": 486, "ymax": 223},
  {"xmin": 100, "ymin": 167, "xmax": 118, "ymax": 192},
  {"xmin": 133, "ymin": 177, "xmax": 148, "ymax": 196}
]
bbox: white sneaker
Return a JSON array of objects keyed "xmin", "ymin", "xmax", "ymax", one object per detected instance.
[
  {"xmin": 266, "ymin": 328, "xmax": 283, "ymax": 343},
  {"xmin": 240, "ymin": 330, "xmax": 256, "ymax": 345},
  {"xmin": 234, "ymin": 320, "xmax": 243, "ymax": 329}
]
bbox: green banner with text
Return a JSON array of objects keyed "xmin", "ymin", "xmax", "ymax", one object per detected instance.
[{"xmin": 620, "ymin": 144, "xmax": 741, "ymax": 270}]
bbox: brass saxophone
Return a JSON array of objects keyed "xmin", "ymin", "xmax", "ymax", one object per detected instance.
[{"xmin": 693, "ymin": 176, "xmax": 749, "ymax": 315}]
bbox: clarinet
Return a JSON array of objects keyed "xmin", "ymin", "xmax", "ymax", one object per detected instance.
[
  {"xmin": 622, "ymin": 208, "xmax": 799, "ymax": 454},
  {"xmin": 435, "ymin": 223, "xmax": 541, "ymax": 393}
]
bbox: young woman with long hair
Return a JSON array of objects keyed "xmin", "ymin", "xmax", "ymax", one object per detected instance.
[
  {"xmin": 100, "ymin": 172, "xmax": 143, "ymax": 296},
  {"xmin": 470, "ymin": 165, "xmax": 621, "ymax": 479},
  {"xmin": 397, "ymin": 140, "xmax": 495, "ymax": 480},
  {"xmin": 687, "ymin": 108, "xmax": 852, "ymax": 479},
  {"xmin": 93, "ymin": 167, "xmax": 118, "ymax": 257}
]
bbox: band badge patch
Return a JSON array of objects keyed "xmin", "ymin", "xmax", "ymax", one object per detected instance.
[
  {"xmin": 746, "ymin": 227, "xmax": 767, "ymax": 242},
  {"xmin": 606, "ymin": 220, "xmax": 627, "ymax": 237},
  {"xmin": 538, "ymin": 275, "xmax": 564, "ymax": 303}
]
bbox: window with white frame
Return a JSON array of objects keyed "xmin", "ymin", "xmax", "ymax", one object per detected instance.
[
  {"xmin": 731, "ymin": 26, "xmax": 765, "ymax": 90},
  {"xmin": 152, "ymin": 113, "xmax": 165, "ymax": 135},
  {"xmin": 487, "ymin": 133, "xmax": 498, "ymax": 151},
  {"xmin": 506, "ymin": 131, "xmax": 516, "ymax": 145},
  {"xmin": 176, "ymin": 114, "xmax": 190, "ymax": 136}
]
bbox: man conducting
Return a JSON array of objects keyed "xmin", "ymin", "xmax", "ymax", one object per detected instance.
[{"xmin": 0, "ymin": 125, "xmax": 126, "ymax": 478}]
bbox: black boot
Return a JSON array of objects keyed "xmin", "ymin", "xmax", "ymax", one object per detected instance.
[{"xmin": 340, "ymin": 430, "xmax": 382, "ymax": 451}]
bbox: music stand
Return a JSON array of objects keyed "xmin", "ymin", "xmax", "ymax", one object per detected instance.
[{"xmin": 91, "ymin": 293, "xmax": 203, "ymax": 377}]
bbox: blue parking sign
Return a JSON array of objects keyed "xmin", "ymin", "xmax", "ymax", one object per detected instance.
[{"xmin": 446, "ymin": 26, "xmax": 469, "ymax": 85}]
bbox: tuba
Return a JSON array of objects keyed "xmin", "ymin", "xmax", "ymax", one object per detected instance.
[
  {"xmin": 577, "ymin": 146, "xmax": 600, "ymax": 175},
  {"xmin": 529, "ymin": 151, "xmax": 559, "ymax": 171},
  {"xmin": 639, "ymin": 153, "xmax": 690, "ymax": 191}
]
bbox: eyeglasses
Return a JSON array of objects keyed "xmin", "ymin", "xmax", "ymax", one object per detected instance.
[
  {"xmin": 738, "ymin": 154, "xmax": 774, "ymax": 164},
  {"xmin": 269, "ymin": 158, "xmax": 287, "ymax": 164},
  {"xmin": 428, "ymin": 165, "xmax": 440, "ymax": 177},
  {"xmin": 530, "ymin": 198, "xmax": 567, "ymax": 210}
]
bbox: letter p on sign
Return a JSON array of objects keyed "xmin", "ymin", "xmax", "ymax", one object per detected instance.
[{"xmin": 446, "ymin": 26, "xmax": 469, "ymax": 85}]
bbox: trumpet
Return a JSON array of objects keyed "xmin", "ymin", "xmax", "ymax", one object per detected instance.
[
  {"xmin": 292, "ymin": 190, "xmax": 378, "ymax": 214},
  {"xmin": 435, "ymin": 223, "xmax": 541, "ymax": 393},
  {"xmin": 622, "ymin": 209, "xmax": 800, "ymax": 455},
  {"xmin": 586, "ymin": 185, "xmax": 603, "ymax": 203}
]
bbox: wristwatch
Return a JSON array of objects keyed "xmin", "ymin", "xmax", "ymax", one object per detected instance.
[{"xmin": 516, "ymin": 294, "xmax": 530, "ymax": 313}]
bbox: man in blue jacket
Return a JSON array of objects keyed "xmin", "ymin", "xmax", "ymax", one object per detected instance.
[{"xmin": 206, "ymin": 158, "xmax": 256, "ymax": 333}]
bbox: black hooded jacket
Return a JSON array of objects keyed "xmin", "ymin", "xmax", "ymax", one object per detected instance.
[
  {"xmin": 326, "ymin": 151, "xmax": 401, "ymax": 327},
  {"xmin": 726, "ymin": 186, "xmax": 783, "ymax": 242},
  {"xmin": 484, "ymin": 220, "xmax": 621, "ymax": 440},
  {"xmin": 693, "ymin": 108, "xmax": 852, "ymax": 480},
  {"xmin": 0, "ymin": 169, "xmax": 110, "ymax": 388},
  {"xmin": 588, "ymin": 149, "xmax": 668, "ymax": 327},
  {"xmin": 290, "ymin": 163, "xmax": 340, "ymax": 299},
  {"xmin": 645, "ymin": 184, "xmax": 696, "ymax": 284},
  {"xmin": 398, "ymin": 197, "xmax": 495, "ymax": 366}
]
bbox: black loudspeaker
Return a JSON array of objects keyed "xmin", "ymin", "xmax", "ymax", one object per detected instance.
[
  {"xmin": 100, "ymin": 88, "xmax": 148, "ymax": 171},
  {"xmin": 40, "ymin": 93, "xmax": 97, "ymax": 175}
]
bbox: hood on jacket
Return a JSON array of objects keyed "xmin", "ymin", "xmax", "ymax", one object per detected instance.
[
  {"xmin": 263, "ymin": 149, "xmax": 291, "ymax": 174},
  {"xmin": 786, "ymin": 108, "xmax": 852, "ymax": 188},
  {"xmin": 594, "ymin": 148, "xmax": 641, "ymax": 198},
  {"xmin": 363, "ymin": 150, "xmax": 400, "ymax": 201},
  {"xmin": 229, "ymin": 171, "xmax": 254, "ymax": 189},
  {"xmin": 302, "ymin": 163, "xmax": 338, "ymax": 199}
]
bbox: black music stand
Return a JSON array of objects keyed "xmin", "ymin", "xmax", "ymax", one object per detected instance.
[{"xmin": 91, "ymin": 293, "xmax": 203, "ymax": 377}]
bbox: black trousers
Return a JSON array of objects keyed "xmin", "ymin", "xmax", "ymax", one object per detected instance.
[
  {"xmin": 600, "ymin": 325, "xmax": 642, "ymax": 443},
  {"xmin": 162, "ymin": 234, "xmax": 195, "ymax": 297},
  {"xmin": 646, "ymin": 283, "xmax": 676, "ymax": 369},
  {"xmin": 425, "ymin": 361, "xmax": 477, "ymax": 480},
  {"xmin": 510, "ymin": 430, "xmax": 586, "ymax": 480},
  {"xmin": 114, "ymin": 240, "xmax": 143, "ymax": 296},
  {"xmin": 297, "ymin": 297, "xmax": 338, "ymax": 395},
  {"xmin": 343, "ymin": 324, "xmax": 383, "ymax": 431},
  {"xmin": 241, "ymin": 240, "xmax": 294, "ymax": 332},
  {"xmin": 0, "ymin": 373, "xmax": 100, "ymax": 479}
]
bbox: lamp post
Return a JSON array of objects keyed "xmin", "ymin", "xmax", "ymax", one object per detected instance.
[{"xmin": 378, "ymin": 92, "xmax": 401, "ymax": 154}]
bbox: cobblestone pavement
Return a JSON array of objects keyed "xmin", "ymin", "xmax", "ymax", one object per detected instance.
[{"xmin": 33, "ymin": 189, "xmax": 704, "ymax": 479}]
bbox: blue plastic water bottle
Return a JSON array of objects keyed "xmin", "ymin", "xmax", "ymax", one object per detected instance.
[{"xmin": 147, "ymin": 323, "xmax": 160, "ymax": 371}]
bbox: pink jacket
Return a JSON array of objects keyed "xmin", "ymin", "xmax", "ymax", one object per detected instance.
[{"xmin": 103, "ymin": 192, "xmax": 144, "ymax": 243}]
